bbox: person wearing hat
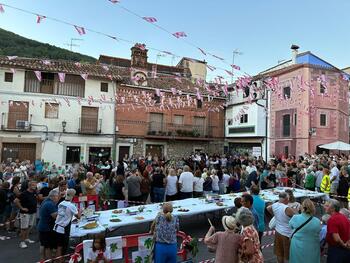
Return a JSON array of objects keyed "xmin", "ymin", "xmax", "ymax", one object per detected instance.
[
  {"xmin": 204, "ymin": 215, "xmax": 241, "ymax": 263},
  {"xmin": 53, "ymin": 188, "xmax": 81, "ymax": 259}
]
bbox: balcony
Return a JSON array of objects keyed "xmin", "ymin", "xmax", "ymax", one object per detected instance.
[
  {"xmin": 1, "ymin": 113, "xmax": 32, "ymax": 132},
  {"xmin": 147, "ymin": 121, "xmax": 214, "ymax": 139},
  {"xmin": 79, "ymin": 117, "xmax": 102, "ymax": 134}
]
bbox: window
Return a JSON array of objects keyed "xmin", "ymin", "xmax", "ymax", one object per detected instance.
[
  {"xmin": 320, "ymin": 114, "xmax": 327, "ymax": 126},
  {"xmin": 173, "ymin": 115, "xmax": 184, "ymax": 125},
  {"xmin": 66, "ymin": 146, "xmax": 81, "ymax": 164},
  {"xmin": 240, "ymin": 114, "xmax": 248, "ymax": 124},
  {"xmin": 320, "ymin": 83, "xmax": 326, "ymax": 94},
  {"xmin": 197, "ymin": 99, "xmax": 202, "ymax": 109},
  {"xmin": 282, "ymin": 114, "xmax": 291, "ymax": 137},
  {"xmin": 283, "ymin": 86, "xmax": 291, "ymax": 99},
  {"xmin": 100, "ymin": 82, "xmax": 108, "ymax": 92},
  {"xmin": 4, "ymin": 72, "xmax": 13, "ymax": 82},
  {"xmin": 294, "ymin": 113, "xmax": 297, "ymax": 125},
  {"xmin": 45, "ymin": 103, "xmax": 59, "ymax": 119}
]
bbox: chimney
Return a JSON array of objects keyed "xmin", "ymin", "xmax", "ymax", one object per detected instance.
[
  {"xmin": 131, "ymin": 43, "xmax": 148, "ymax": 68},
  {"xmin": 291, "ymin": 44, "xmax": 299, "ymax": 64}
]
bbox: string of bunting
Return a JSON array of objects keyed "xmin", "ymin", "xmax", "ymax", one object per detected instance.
[{"xmin": 0, "ymin": 2, "xmax": 245, "ymax": 80}]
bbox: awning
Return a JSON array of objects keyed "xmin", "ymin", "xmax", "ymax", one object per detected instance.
[{"xmin": 226, "ymin": 137, "xmax": 264, "ymax": 144}]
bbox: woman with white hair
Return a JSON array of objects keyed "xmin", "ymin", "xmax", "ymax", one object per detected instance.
[
  {"xmin": 236, "ymin": 207, "xmax": 263, "ymax": 263},
  {"xmin": 204, "ymin": 215, "xmax": 241, "ymax": 263}
]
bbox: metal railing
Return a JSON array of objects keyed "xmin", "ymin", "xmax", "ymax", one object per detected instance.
[
  {"xmin": 1, "ymin": 112, "xmax": 32, "ymax": 131},
  {"xmin": 79, "ymin": 117, "xmax": 102, "ymax": 134}
]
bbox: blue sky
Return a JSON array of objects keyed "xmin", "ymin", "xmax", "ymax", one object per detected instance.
[{"xmin": 0, "ymin": 0, "xmax": 350, "ymax": 81}]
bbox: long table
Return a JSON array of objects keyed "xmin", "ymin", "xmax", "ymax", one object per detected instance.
[{"xmin": 70, "ymin": 187, "xmax": 325, "ymax": 237}]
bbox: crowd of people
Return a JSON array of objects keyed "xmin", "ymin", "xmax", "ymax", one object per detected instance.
[{"xmin": 0, "ymin": 151, "xmax": 350, "ymax": 262}]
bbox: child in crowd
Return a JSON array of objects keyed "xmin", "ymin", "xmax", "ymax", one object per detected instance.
[
  {"xmin": 320, "ymin": 214, "xmax": 330, "ymax": 256},
  {"xmin": 87, "ymin": 235, "xmax": 111, "ymax": 263}
]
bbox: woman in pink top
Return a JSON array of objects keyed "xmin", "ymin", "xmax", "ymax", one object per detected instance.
[{"xmin": 204, "ymin": 215, "xmax": 241, "ymax": 263}]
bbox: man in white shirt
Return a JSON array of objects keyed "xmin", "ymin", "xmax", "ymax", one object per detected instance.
[
  {"xmin": 222, "ymin": 169, "xmax": 230, "ymax": 193},
  {"xmin": 330, "ymin": 161, "xmax": 340, "ymax": 194},
  {"xmin": 53, "ymin": 189, "xmax": 80, "ymax": 258},
  {"xmin": 178, "ymin": 165, "xmax": 194, "ymax": 200},
  {"xmin": 246, "ymin": 161, "xmax": 257, "ymax": 175}
]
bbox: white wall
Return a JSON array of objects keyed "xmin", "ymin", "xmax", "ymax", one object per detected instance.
[{"xmin": 225, "ymin": 103, "xmax": 266, "ymax": 137}]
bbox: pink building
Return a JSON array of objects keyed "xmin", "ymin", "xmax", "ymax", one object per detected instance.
[{"xmin": 261, "ymin": 47, "xmax": 349, "ymax": 157}]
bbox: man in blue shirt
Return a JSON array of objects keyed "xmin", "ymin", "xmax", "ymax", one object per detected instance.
[
  {"xmin": 250, "ymin": 185, "xmax": 266, "ymax": 243},
  {"xmin": 38, "ymin": 189, "xmax": 59, "ymax": 260},
  {"xmin": 241, "ymin": 193, "xmax": 260, "ymax": 232}
]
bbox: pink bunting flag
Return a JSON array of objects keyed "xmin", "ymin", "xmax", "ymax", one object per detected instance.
[
  {"xmin": 34, "ymin": 71, "xmax": 42, "ymax": 82},
  {"xmin": 143, "ymin": 17, "xmax": 157, "ymax": 23},
  {"xmin": 0, "ymin": 4, "xmax": 4, "ymax": 13},
  {"xmin": 171, "ymin": 87, "xmax": 177, "ymax": 95},
  {"xmin": 231, "ymin": 64, "xmax": 241, "ymax": 70},
  {"xmin": 74, "ymin": 62, "xmax": 82, "ymax": 67},
  {"xmin": 7, "ymin": 56, "xmax": 17, "ymax": 60},
  {"xmin": 36, "ymin": 15, "xmax": 46, "ymax": 24},
  {"xmin": 80, "ymin": 73, "xmax": 88, "ymax": 80},
  {"xmin": 109, "ymin": 0, "xmax": 120, "ymax": 3},
  {"xmin": 155, "ymin": 88, "xmax": 161, "ymax": 97},
  {"xmin": 102, "ymin": 65, "xmax": 109, "ymax": 71},
  {"xmin": 172, "ymin": 31, "xmax": 187, "ymax": 38},
  {"xmin": 58, "ymin": 73, "xmax": 66, "ymax": 83},
  {"xmin": 174, "ymin": 76, "xmax": 182, "ymax": 83},
  {"xmin": 222, "ymin": 84, "xmax": 228, "ymax": 96},
  {"xmin": 225, "ymin": 70, "xmax": 234, "ymax": 76},
  {"xmin": 198, "ymin": 48, "xmax": 206, "ymax": 56},
  {"xmin": 206, "ymin": 65, "xmax": 216, "ymax": 71},
  {"xmin": 42, "ymin": 60, "xmax": 51, "ymax": 65},
  {"xmin": 74, "ymin": 25, "xmax": 86, "ymax": 35},
  {"xmin": 178, "ymin": 90, "xmax": 183, "ymax": 96},
  {"xmin": 107, "ymin": 74, "xmax": 113, "ymax": 80},
  {"xmin": 10, "ymin": 68, "xmax": 16, "ymax": 74}
]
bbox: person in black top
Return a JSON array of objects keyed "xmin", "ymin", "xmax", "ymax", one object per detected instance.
[
  {"xmin": 15, "ymin": 181, "xmax": 38, "ymax": 249},
  {"xmin": 151, "ymin": 167, "xmax": 166, "ymax": 203}
]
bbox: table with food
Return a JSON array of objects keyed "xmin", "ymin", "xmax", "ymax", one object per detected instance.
[{"xmin": 70, "ymin": 187, "xmax": 326, "ymax": 237}]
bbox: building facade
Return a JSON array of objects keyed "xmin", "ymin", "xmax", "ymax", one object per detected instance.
[
  {"xmin": 0, "ymin": 57, "xmax": 120, "ymax": 164},
  {"xmin": 260, "ymin": 48, "xmax": 349, "ymax": 157},
  {"xmin": 225, "ymin": 83, "xmax": 267, "ymax": 159},
  {"xmin": 100, "ymin": 44, "xmax": 225, "ymax": 161}
]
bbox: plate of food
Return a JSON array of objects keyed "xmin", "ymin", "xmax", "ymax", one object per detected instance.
[
  {"xmin": 112, "ymin": 209, "xmax": 123, "ymax": 214},
  {"xmin": 135, "ymin": 216, "xmax": 145, "ymax": 220},
  {"xmin": 83, "ymin": 221, "xmax": 98, "ymax": 229},
  {"xmin": 216, "ymin": 202, "xmax": 224, "ymax": 206},
  {"xmin": 110, "ymin": 218, "xmax": 122, "ymax": 223}
]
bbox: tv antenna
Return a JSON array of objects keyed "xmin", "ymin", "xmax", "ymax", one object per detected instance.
[
  {"xmin": 64, "ymin": 38, "xmax": 83, "ymax": 51},
  {"xmin": 232, "ymin": 48, "xmax": 243, "ymax": 83}
]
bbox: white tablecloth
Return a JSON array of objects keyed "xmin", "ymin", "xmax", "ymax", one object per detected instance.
[{"xmin": 70, "ymin": 187, "xmax": 325, "ymax": 237}]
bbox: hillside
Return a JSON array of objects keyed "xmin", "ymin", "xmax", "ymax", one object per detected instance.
[{"xmin": 0, "ymin": 28, "xmax": 96, "ymax": 63}]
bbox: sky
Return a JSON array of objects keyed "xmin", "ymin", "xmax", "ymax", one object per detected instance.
[{"xmin": 0, "ymin": 0, "xmax": 350, "ymax": 81}]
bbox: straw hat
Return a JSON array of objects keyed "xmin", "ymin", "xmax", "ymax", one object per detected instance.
[{"xmin": 222, "ymin": 216, "xmax": 237, "ymax": 231}]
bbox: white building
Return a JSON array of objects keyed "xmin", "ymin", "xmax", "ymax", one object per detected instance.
[
  {"xmin": 0, "ymin": 57, "xmax": 120, "ymax": 165},
  {"xmin": 225, "ymin": 81, "xmax": 268, "ymax": 159}
]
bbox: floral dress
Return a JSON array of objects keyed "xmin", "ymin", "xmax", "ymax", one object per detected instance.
[{"xmin": 239, "ymin": 225, "xmax": 263, "ymax": 263}]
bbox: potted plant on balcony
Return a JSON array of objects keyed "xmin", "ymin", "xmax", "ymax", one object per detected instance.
[
  {"xmin": 192, "ymin": 129, "xmax": 200, "ymax": 137},
  {"xmin": 176, "ymin": 129, "xmax": 183, "ymax": 136},
  {"xmin": 167, "ymin": 131, "xmax": 172, "ymax": 136}
]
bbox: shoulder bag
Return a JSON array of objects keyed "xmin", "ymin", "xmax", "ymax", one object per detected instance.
[{"xmin": 290, "ymin": 216, "xmax": 313, "ymax": 239}]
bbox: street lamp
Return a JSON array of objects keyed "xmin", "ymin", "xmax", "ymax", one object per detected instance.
[{"xmin": 62, "ymin": 120, "xmax": 67, "ymax": 132}]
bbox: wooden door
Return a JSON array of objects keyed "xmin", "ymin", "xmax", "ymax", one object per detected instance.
[
  {"xmin": 81, "ymin": 106, "xmax": 98, "ymax": 133},
  {"xmin": 118, "ymin": 146, "xmax": 130, "ymax": 162},
  {"xmin": 8, "ymin": 101, "xmax": 29, "ymax": 129}
]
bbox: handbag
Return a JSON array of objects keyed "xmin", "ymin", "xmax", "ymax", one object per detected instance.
[
  {"xmin": 268, "ymin": 216, "xmax": 276, "ymax": 229},
  {"xmin": 290, "ymin": 216, "xmax": 313, "ymax": 239}
]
